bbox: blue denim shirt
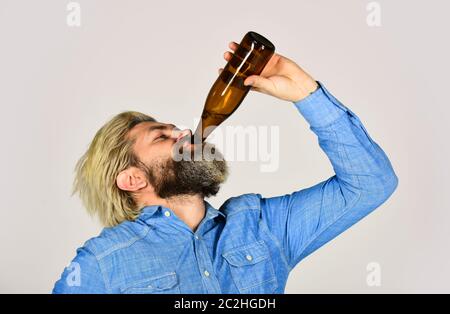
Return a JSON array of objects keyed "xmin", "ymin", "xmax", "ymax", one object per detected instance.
[{"xmin": 53, "ymin": 82, "xmax": 398, "ymax": 294}]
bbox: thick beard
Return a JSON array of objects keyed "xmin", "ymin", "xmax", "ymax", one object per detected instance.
[{"xmin": 142, "ymin": 143, "xmax": 228, "ymax": 199}]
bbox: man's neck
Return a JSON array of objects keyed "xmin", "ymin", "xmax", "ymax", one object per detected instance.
[{"xmin": 142, "ymin": 194, "xmax": 206, "ymax": 232}]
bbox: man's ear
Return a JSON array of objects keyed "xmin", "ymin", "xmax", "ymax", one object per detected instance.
[{"xmin": 116, "ymin": 167, "xmax": 148, "ymax": 192}]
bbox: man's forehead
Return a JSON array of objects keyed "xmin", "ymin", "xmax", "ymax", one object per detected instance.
[
  {"xmin": 127, "ymin": 121, "xmax": 176, "ymax": 140},
  {"xmin": 127, "ymin": 121, "xmax": 160, "ymax": 139},
  {"xmin": 132, "ymin": 121, "xmax": 160, "ymax": 132}
]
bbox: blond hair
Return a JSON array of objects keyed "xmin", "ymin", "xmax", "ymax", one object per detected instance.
[{"xmin": 73, "ymin": 111, "xmax": 156, "ymax": 227}]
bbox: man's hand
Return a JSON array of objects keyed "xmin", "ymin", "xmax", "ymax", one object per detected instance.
[{"xmin": 220, "ymin": 41, "xmax": 319, "ymax": 102}]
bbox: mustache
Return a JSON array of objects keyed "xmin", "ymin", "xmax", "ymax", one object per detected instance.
[{"xmin": 143, "ymin": 146, "xmax": 228, "ymax": 199}]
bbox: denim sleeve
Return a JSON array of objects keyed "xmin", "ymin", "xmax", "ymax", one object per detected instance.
[
  {"xmin": 259, "ymin": 81, "xmax": 398, "ymax": 270},
  {"xmin": 52, "ymin": 247, "xmax": 108, "ymax": 294}
]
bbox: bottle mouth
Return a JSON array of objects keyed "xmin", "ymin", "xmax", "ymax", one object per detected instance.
[{"xmin": 247, "ymin": 31, "xmax": 275, "ymax": 50}]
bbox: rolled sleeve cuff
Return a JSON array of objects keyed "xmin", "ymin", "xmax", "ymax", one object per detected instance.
[{"xmin": 293, "ymin": 81, "xmax": 349, "ymax": 128}]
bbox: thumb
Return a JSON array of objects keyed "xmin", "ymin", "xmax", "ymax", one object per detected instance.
[{"xmin": 244, "ymin": 75, "xmax": 275, "ymax": 94}]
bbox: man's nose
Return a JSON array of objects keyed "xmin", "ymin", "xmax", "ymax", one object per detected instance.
[{"xmin": 173, "ymin": 128, "xmax": 192, "ymax": 142}]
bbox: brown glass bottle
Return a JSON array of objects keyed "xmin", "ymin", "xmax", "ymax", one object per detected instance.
[{"xmin": 192, "ymin": 31, "xmax": 275, "ymax": 143}]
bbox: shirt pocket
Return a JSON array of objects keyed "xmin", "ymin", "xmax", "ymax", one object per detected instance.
[
  {"xmin": 121, "ymin": 272, "xmax": 181, "ymax": 294},
  {"xmin": 222, "ymin": 240, "xmax": 278, "ymax": 294}
]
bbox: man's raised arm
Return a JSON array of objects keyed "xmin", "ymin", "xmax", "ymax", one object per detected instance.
[{"xmin": 258, "ymin": 81, "xmax": 398, "ymax": 270}]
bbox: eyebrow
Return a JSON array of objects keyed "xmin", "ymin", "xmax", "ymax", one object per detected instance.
[
  {"xmin": 146, "ymin": 123, "xmax": 177, "ymax": 136},
  {"xmin": 147, "ymin": 124, "xmax": 169, "ymax": 134}
]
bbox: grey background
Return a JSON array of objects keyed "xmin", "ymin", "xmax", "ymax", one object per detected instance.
[{"xmin": 0, "ymin": 0, "xmax": 449, "ymax": 293}]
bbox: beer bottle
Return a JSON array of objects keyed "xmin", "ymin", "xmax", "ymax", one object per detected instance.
[{"xmin": 192, "ymin": 31, "xmax": 275, "ymax": 143}]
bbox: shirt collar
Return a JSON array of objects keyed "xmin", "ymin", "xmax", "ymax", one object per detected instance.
[
  {"xmin": 137, "ymin": 199, "xmax": 225, "ymax": 223},
  {"xmin": 204, "ymin": 200, "xmax": 226, "ymax": 220}
]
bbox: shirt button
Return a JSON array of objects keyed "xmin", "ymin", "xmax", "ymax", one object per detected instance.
[
  {"xmin": 194, "ymin": 235, "xmax": 199, "ymax": 240},
  {"xmin": 246, "ymin": 254, "xmax": 253, "ymax": 261},
  {"xmin": 164, "ymin": 211, "xmax": 171, "ymax": 217},
  {"xmin": 204, "ymin": 270, "xmax": 210, "ymax": 277}
]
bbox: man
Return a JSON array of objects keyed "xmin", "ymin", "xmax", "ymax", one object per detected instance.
[{"xmin": 53, "ymin": 41, "xmax": 398, "ymax": 294}]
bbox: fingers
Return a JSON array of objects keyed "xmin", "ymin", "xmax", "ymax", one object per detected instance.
[
  {"xmin": 223, "ymin": 41, "xmax": 239, "ymax": 61},
  {"xmin": 243, "ymin": 75, "xmax": 275, "ymax": 95},
  {"xmin": 219, "ymin": 41, "xmax": 239, "ymax": 73},
  {"xmin": 228, "ymin": 41, "xmax": 239, "ymax": 52},
  {"xmin": 223, "ymin": 51, "xmax": 233, "ymax": 62}
]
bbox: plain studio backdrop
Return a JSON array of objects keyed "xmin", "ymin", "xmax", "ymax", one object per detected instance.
[{"xmin": 0, "ymin": 0, "xmax": 448, "ymax": 293}]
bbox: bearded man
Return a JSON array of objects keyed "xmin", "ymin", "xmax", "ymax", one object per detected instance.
[{"xmin": 53, "ymin": 41, "xmax": 398, "ymax": 294}]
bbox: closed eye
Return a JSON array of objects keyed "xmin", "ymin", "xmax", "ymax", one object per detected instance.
[{"xmin": 153, "ymin": 134, "xmax": 168, "ymax": 142}]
